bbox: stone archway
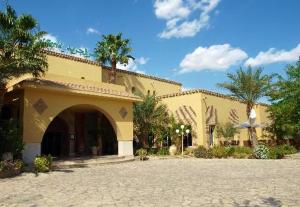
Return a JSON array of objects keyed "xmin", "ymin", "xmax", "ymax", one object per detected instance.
[
  {"xmin": 40, "ymin": 104, "xmax": 118, "ymax": 158},
  {"xmin": 22, "ymin": 89, "xmax": 134, "ymax": 163}
]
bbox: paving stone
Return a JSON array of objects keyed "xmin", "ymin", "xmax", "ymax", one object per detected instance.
[{"xmin": 0, "ymin": 158, "xmax": 299, "ymax": 206}]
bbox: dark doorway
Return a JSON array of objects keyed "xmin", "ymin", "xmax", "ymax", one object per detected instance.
[
  {"xmin": 41, "ymin": 105, "xmax": 118, "ymax": 158},
  {"xmin": 41, "ymin": 117, "xmax": 69, "ymax": 157}
]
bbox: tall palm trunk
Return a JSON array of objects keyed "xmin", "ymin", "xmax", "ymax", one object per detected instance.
[
  {"xmin": 246, "ymin": 103, "xmax": 258, "ymax": 147},
  {"xmin": 0, "ymin": 84, "xmax": 7, "ymax": 115},
  {"xmin": 109, "ymin": 59, "xmax": 117, "ymax": 84}
]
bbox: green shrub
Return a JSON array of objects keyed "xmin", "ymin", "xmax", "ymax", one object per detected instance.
[
  {"xmin": 269, "ymin": 144, "xmax": 297, "ymax": 159},
  {"xmin": 183, "ymin": 147, "xmax": 195, "ymax": 156},
  {"xmin": 253, "ymin": 145, "xmax": 269, "ymax": 159},
  {"xmin": 281, "ymin": 144, "xmax": 297, "ymax": 155},
  {"xmin": 0, "ymin": 160, "xmax": 24, "ymax": 172},
  {"xmin": 13, "ymin": 159, "xmax": 25, "ymax": 170},
  {"xmin": 194, "ymin": 146, "xmax": 208, "ymax": 158},
  {"xmin": 157, "ymin": 148, "xmax": 169, "ymax": 156},
  {"xmin": 0, "ymin": 161, "xmax": 8, "ymax": 172},
  {"xmin": 206, "ymin": 148, "xmax": 213, "ymax": 158},
  {"xmin": 136, "ymin": 148, "xmax": 147, "ymax": 161},
  {"xmin": 212, "ymin": 146, "xmax": 228, "ymax": 158},
  {"xmin": 232, "ymin": 146, "xmax": 252, "ymax": 159},
  {"xmin": 34, "ymin": 155, "xmax": 52, "ymax": 173},
  {"xmin": 147, "ymin": 148, "xmax": 158, "ymax": 155},
  {"xmin": 225, "ymin": 146, "xmax": 235, "ymax": 156}
]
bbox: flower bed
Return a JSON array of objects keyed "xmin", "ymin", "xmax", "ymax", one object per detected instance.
[
  {"xmin": 192, "ymin": 144, "xmax": 297, "ymax": 159},
  {"xmin": 0, "ymin": 160, "xmax": 24, "ymax": 178}
]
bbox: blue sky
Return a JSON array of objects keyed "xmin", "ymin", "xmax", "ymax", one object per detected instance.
[{"xmin": 7, "ymin": 0, "xmax": 300, "ymax": 95}]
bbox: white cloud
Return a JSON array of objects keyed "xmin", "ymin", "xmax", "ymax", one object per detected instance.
[
  {"xmin": 117, "ymin": 56, "xmax": 149, "ymax": 74},
  {"xmin": 86, "ymin": 27, "xmax": 100, "ymax": 35},
  {"xmin": 154, "ymin": 0, "xmax": 220, "ymax": 39},
  {"xmin": 135, "ymin": 57, "xmax": 149, "ymax": 65},
  {"xmin": 245, "ymin": 43, "xmax": 300, "ymax": 66},
  {"xmin": 43, "ymin": 34, "xmax": 58, "ymax": 42},
  {"xmin": 154, "ymin": 0, "xmax": 190, "ymax": 20},
  {"xmin": 179, "ymin": 44, "xmax": 248, "ymax": 73}
]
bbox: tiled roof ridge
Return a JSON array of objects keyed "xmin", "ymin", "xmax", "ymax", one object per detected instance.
[
  {"xmin": 18, "ymin": 77, "xmax": 141, "ymax": 100},
  {"xmin": 158, "ymin": 88, "xmax": 269, "ymax": 106},
  {"xmin": 44, "ymin": 50, "xmax": 182, "ymax": 86}
]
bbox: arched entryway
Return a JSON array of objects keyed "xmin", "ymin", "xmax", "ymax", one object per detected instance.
[
  {"xmin": 41, "ymin": 105, "xmax": 118, "ymax": 158},
  {"xmin": 41, "ymin": 117, "xmax": 69, "ymax": 157}
]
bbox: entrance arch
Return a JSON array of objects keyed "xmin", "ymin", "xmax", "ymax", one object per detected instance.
[{"xmin": 41, "ymin": 104, "xmax": 118, "ymax": 158}]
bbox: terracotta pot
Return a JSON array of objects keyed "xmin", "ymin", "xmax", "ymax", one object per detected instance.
[
  {"xmin": 169, "ymin": 145, "xmax": 177, "ymax": 156},
  {"xmin": 91, "ymin": 146, "xmax": 98, "ymax": 156}
]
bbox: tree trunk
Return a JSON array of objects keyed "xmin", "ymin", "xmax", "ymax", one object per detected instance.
[
  {"xmin": 246, "ymin": 103, "xmax": 258, "ymax": 147},
  {"xmin": 109, "ymin": 60, "xmax": 117, "ymax": 84},
  {"xmin": 0, "ymin": 84, "xmax": 7, "ymax": 115}
]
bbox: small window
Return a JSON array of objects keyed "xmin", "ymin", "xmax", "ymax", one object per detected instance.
[
  {"xmin": 81, "ymin": 77, "xmax": 85, "ymax": 80},
  {"xmin": 147, "ymin": 90, "xmax": 150, "ymax": 95},
  {"xmin": 153, "ymin": 90, "xmax": 156, "ymax": 96},
  {"xmin": 131, "ymin": 87, "xmax": 136, "ymax": 94}
]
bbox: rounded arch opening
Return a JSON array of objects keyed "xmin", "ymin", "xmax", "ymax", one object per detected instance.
[{"xmin": 41, "ymin": 104, "xmax": 118, "ymax": 158}]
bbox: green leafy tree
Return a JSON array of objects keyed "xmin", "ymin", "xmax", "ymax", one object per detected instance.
[
  {"xmin": 217, "ymin": 67, "xmax": 273, "ymax": 146},
  {"xmin": 268, "ymin": 59, "xmax": 300, "ymax": 140},
  {"xmin": 133, "ymin": 94, "xmax": 170, "ymax": 148},
  {"xmin": 0, "ymin": 4, "xmax": 48, "ymax": 109},
  {"xmin": 94, "ymin": 33, "xmax": 133, "ymax": 83}
]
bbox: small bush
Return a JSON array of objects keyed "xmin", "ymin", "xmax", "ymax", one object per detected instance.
[
  {"xmin": 147, "ymin": 148, "xmax": 158, "ymax": 155},
  {"xmin": 34, "ymin": 155, "xmax": 52, "ymax": 173},
  {"xmin": 0, "ymin": 160, "xmax": 24, "ymax": 178},
  {"xmin": 194, "ymin": 146, "xmax": 208, "ymax": 158},
  {"xmin": 183, "ymin": 147, "xmax": 195, "ymax": 156},
  {"xmin": 281, "ymin": 144, "xmax": 297, "ymax": 155},
  {"xmin": 269, "ymin": 144, "xmax": 298, "ymax": 159},
  {"xmin": 225, "ymin": 146, "xmax": 235, "ymax": 157},
  {"xmin": 136, "ymin": 148, "xmax": 147, "ymax": 161},
  {"xmin": 157, "ymin": 148, "xmax": 169, "ymax": 156},
  {"xmin": 253, "ymin": 145, "xmax": 269, "ymax": 159},
  {"xmin": 212, "ymin": 146, "xmax": 228, "ymax": 158},
  {"xmin": 232, "ymin": 146, "xmax": 252, "ymax": 159}
]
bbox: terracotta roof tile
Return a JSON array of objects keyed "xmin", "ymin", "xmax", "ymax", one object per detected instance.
[
  {"xmin": 158, "ymin": 89, "xmax": 269, "ymax": 107},
  {"xmin": 17, "ymin": 78, "xmax": 141, "ymax": 101}
]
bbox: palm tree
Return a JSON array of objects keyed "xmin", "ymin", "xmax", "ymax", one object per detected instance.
[
  {"xmin": 133, "ymin": 94, "xmax": 170, "ymax": 148},
  {"xmin": 94, "ymin": 33, "xmax": 133, "ymax": 83},
  {"xmin": 0, "ymin": 4, "xmax": 48, "ymax": 109},
  {"xmin": 217, "ymin": 66, "xmax": 273, "ymax": 146}
]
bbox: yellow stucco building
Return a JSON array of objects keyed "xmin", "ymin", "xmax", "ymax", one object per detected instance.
[{"xmin": 3, "ymin": 51, "xmax": 270, "ymax": 162}]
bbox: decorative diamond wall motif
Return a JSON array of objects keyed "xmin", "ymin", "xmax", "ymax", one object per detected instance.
[
  {"xmin": 33, "ymin": 98, "xmax": 48, "ymax": 114},
  {"xmin": 119, "ymin": 107, "xmax": 128, "ymax": 119}
]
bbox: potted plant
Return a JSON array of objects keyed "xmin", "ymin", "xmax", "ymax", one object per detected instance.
[{"xmin": 169, "ymin": 145, "xmax": 177, "ymax": 156}]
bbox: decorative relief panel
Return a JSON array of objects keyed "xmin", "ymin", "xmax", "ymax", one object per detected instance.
[
  {"xmin": 33, "ymin": 98, "xmax": 48, "ymax": 115},
  {"xmin": 119, "ymin": 107, "xmax": 128, "ymax": 119}
]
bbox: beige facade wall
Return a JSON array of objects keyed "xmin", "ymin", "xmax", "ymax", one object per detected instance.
[
  {"xmin": 22, "ymin": 87, "xmax": 134, "ymax": 145},
  {"xmin": 161, "ymin": 91, "xmax": 271, "ymax": 147},
  {"xmin": 102, "ymin": 68, "xmax": 182, "ymax": 96},
  {"xmin": 45, "ymin": 55, "xmax": 102, "ymax": 83},
  {"xmin": 160, "ymin": 93, "xmax": 205, "ymax": 146}
]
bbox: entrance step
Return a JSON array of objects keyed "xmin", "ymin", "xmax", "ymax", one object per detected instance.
[{"xmin": 52, "ymin": 155, "xmax": 134, "ymax": 169}]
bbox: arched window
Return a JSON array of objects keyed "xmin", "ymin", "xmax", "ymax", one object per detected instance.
[{"xmin": 147, "ymin": 90, "xmax": 150, "ymax": 95}]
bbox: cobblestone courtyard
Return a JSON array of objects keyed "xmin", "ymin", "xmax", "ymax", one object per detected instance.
[{"xmin": 0, "ymin": 158, "xmax": 299, "ymax": 207}]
